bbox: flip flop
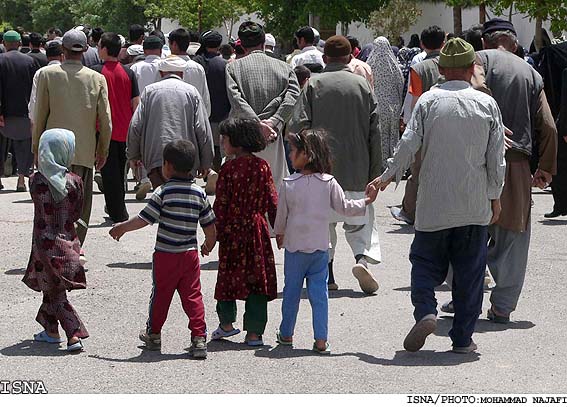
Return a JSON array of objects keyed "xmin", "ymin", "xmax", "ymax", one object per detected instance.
[
  {"xmin": 66, "ymin": 340, "xmax": 83, "ymax": 352},
  {"xmin": 313, "ymin": 341, "xmax": 331, "ymax": 355},
  {"xmin": 211, "ymin": 325, "xmax": 241, "ymax": 340},
  {"xmin": 33, "ymin": 331, "xmax": 64, "ymax": 344},
  {"xmin": 276, "ymin": 330, "xmax": 293, "ymax": 346}
]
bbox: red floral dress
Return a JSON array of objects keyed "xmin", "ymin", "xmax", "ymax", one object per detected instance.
[
  {"xmin": 213, "ymin": 155, "xmax": 278, "ymax": 301},
  {"xmin": 23, "ymin": 172, "xmax": 86, "ymax": 293}
]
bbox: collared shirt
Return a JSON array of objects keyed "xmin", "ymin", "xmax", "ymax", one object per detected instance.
[
  {"xmin": 274, "ymin": 172, "xmax": 366, "ymax": 253},
  {"xmin": 348, "ymin": 57, "xmax": 374, "ymax": 88},
  {"xmin": 290, "ymin": 46, "xmax": 325, "ymax": 69},
  {"xmin": 381, "ymin": 80, "xmax": 506, "ymax": 232},
  {"xmin": 127, "ymin": 74, "xmax": 213, "ymax": 173},
  {"xmin": 139, "ymin": 177, "xmax": 216, "ymax": 253},
  {"xmin": 29, "ymin": 60, "xmax": 61, "ymax": 121},
  {"xmin": 177, "ymin": 54, "xmax": 211, "ymax": 117},
  {"xmin": 130, "ymin": 54, "xmax": 161, "ymax": 92},
  {"xmin": 32, "ymin": 60, "xmax": 112, "ymax": 168}
]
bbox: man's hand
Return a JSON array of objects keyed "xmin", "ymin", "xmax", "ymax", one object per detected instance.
[
  {"xmin": 259, "ymin": 120, "xmax": 277, "ymax": 143},
  {"xmin": 198, "ymin": 167, "xmax": 211, "ymax": 179},
  {"xmin": 109, "ymin": 223, "xmax": 126, "ymax": 241},
  {"xmin": 367, "ymin": 176, "xmax": 393, "ymax": 194},
  {"xmin": 365, "ymin": 184, "xmax": 378, "ymax": 205},
  {"xmin": 532, "ymin": 168, "xmax": 552, "ymax": 189},
  {"xmin": 95, "ymin": 154, "xmax": 107, "ymax": 171},
  {"xmin": 504, "ymin": 126, "xmax": 513, "ymax": 150},
  {"xmin": 276, "ymin": 234, "xmax": 284, "ymax": 249},
  {"xmin": 0, "ymin": 115, "xmax": 4, "ymax": 127},
  {"xmin": 489, "ymin": 199, "xmax": 501, "ymax": 225}
]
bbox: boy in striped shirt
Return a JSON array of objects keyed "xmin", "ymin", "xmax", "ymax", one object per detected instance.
[{"xmin": 110, "ymin": 140, "xmax": 216, "ymax": 358}]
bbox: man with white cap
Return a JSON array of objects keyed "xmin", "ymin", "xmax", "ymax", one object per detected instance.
[
  {"xmin": 264, "ymin": 34, "xmax": 279, "ymax": 60},
  {"xmin": 128, "ymin": 56, "xmax": 213, "ymax": 189},
  {"xmin": 33, "ymin": 29, "xmax": 112, "ymax": 254}
]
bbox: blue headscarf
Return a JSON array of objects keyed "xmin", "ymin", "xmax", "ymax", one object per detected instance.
[{"xmin": 38, "ymin": 129, "xmax": 76, "ymax": 202}]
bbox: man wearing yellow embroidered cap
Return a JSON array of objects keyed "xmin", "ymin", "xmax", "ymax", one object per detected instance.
[{"xmin": 368, "ymin": 38, "xmax": 506, "ymax": 354}]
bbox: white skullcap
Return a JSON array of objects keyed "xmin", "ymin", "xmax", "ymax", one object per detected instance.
[
  {"xmin": 158, "ymin": 56, "xmax": 188, "ymax": 72},
  {"xmin": 127, "ymin": 44, "xmax": 144, "ymax": 56},
  {"xmin": 265, "ymin": 33, "xmax": 276, "ymax": 47}
]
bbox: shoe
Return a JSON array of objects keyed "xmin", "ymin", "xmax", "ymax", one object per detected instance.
[
  {"xmin": 139, "ymin": 329, "xmax": 161, "ymax": 350},
  {"xmin": 135, "ymin": 181, "xmax": 152, "ymax": 201},
  {"xmin": 276, "ymin": 330, "xmax": 293, "ymax": 346},
  {"xmin": 487, "ymin": 308, "xmax": 510, "ymax": 324},
  {"xmin": 312, "ymin": 341, "xmax": 331, "ymax": 355},
  {"xmin": 403, "ymin": 314, "xmax": 437, "ymax": 352},
  {"xmin": 352, "ymin": 261, "xmax": 379, "ymax": 294},
  {"xmin": 440, "ymin": 300, "xmax": 454, "ymax": 314},
  {"xmin": 327, "ymin": 282, "xmax": 339, "ymax": 291},
  {"xmin": 544, "ymin": 210, "xmax": 567, "ymax": 218},
  {"xmin": 16, "ymin": 184, "xmax": 27, "ymax": 192},
  {"xmin": 94, "ymin": 173, "xmax": 104, "ymax": 193},
  {"xmin": 204, "ymin": 170, "xmax": 218, "ymax": 195},
  {"xmin": 451, "ymin": 340, "xmax": 477, "ymax": 354},
  {"xmin": 390, "ymin": 206, "xmax": 414, "ymax": 225},
  {"xmin": 211, "ymin": 325, "xmax": 241, "ymax": 340},
  {"xmin": 245, "ymin": 335, "xmax": 264, "ymax": 346},
  {"xmin": 189, "ymin": 336, "xmax": 207, "ymax": 359},
  {"xmin": 66, "ymin": 340, "xmax": 84, "ymax": 352},
  {"xmin": 33, "ymin": 330, "xmax": 65, "ymax": 344},
  {"xmin": 79, "ymin": 249, "xmax": 86, "ymax": 266}
]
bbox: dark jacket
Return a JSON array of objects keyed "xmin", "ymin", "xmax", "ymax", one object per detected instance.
[
  {"xmin": 0, "ymin": 49, "xmax": 39, "ymax": 117},
  {"xmin": 194, "ymin": 51, "xmax": 230, "ymax": 123}
]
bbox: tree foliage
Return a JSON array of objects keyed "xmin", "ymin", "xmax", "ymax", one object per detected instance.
[
  {"xmin": 368, "ymin": 0, "xmax": 423, "ymax": 43},
  {"xmin": 0, "ymin": 0, "xmax": 33, "ymax": 30},
  {"xmin": 488, "ymin": 0, "xmax": 567, "ymax": 33}
]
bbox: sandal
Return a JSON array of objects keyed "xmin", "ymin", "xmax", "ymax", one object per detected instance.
[
  {"xmin": 312, "ymin": 341, "xmax": 331, "ymax": 355},
  {"xmin": 276, "ymin": 330, "xmax": 293, "ymax": 346},
  {"xmin": 66, "ymin": 340, "xmax": 84, "ymax": 352},
  {"xmin": 211, "ymin": 325, "xmax": 241, "ymax": 340},
  {"xmin": 487, "ymin": 308, "xmax": 510, "ymax": 324},
  {"xmin": 33, "ymin": 330, "xmax": 64, "ymax": 344},
  {"xmin": 245, "ymin": 335, "xmax": 264, "ymax": 346}
]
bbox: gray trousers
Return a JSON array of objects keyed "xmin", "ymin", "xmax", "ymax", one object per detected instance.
[
  {"xmin": 71, "ymin": 165, "xmax": 93, "ymax": 246},
  {"xmin": 487, "ymin": 222, "xmax": 531, "ymax": 315}
]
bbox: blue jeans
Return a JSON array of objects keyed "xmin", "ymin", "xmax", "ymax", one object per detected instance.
[
  {"xmin": 279, "ymin": 250, "xmax": 329, "ymax": 340},
  {"xmin": 410, "ymin": 225, "xmax": 488, "ymax": 347}
]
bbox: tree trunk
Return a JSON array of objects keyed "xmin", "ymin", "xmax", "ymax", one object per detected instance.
[
  {"xmin": 535, "ymin": 15, "xmax": 544, "ymax": 51},
  {"xmin": 198, "ymin": 0, "xmax": 203, "ymax": 33},
  {"xmin": 453, "ymin": 6, "xmax": 462, "ymax": 35},
  {"xmin": 479, "ymin": 3, "xmax": 487, "ymax": 25}
]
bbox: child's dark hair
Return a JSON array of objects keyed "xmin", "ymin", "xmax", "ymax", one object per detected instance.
[
  {"xmin": 163, "ymin": 139, "xmax": 196, "ymax": 173},
  {"xmin": 219, "ymin": 118, "xmax": 267, "ymax": 153},
  {"xmin": 287, "ymin": 129, "xmax": 332, "ymax": 174}
]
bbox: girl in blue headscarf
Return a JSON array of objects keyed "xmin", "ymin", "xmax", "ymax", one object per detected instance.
[{"xmin": 23, "ymin": 129, "xmax": 89, "ymax": 352}]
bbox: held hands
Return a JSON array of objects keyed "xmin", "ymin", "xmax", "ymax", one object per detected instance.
[
  {"xmin": 366, "ymin": 176, "xmax": 393, "ymax": 195},
  {"xmin": 200, "ymin": 240, "xmax": 216, "ymax": 257},
  {"xmin": 532, "ymin": 168, "xmax": 552, "ymax": 189},
  {"xmin": 197, "ymin": 167, "xmax": 211, "ymax": 179},
  {"xmin": 504, "ymin": 126, "xmax": 513, "ymax": 150},
  {"xmin": 259, "ymin": 119, "xmax": 277, "ymax": 143},
  {"xmin": 276, "ymin": 234, "xmax": 284, "ymax": 249},
  {"xmin": 489, "ymin": 199, "xmax": 501, "ymax": 225},
  {"xmin": 365, "ymin": 184, "xmax": 378, "ymax": 205},
  {"xmin": 109, "ymin": 223, "xmax": 126, "ymax": 241}
]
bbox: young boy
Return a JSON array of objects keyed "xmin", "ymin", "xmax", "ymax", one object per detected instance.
[{"xmin": 110, "ymin": 140, "xmax": 216, "ymax": 358}]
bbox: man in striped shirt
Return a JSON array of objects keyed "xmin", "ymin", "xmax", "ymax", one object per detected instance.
[{"xmin": 110, "ymin": 140, "xmax": 216, "ymax": 358}]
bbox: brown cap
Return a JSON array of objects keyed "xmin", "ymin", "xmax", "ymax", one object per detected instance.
[{"xmin": 324, "ymin": 35, "xmax": 351, "ymax": 57}]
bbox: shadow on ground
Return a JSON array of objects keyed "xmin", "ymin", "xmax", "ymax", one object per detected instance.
[
  {"xmin": 107, "ymin": 262, "xmax": 152, "ymax": 270},
  {"xmin": 434, "ymin": 316, "xmax": 535, "ymax": 337},
  {"xmin": 0, "ymin": 340, "xmax": 73, "ymax": 357},
  {"xmin": 5, "ymin": 268, "xmax": 26, "ymax": 275},
  {"xmin": 538, "ymin": 219, "xmax": 567, "ymax": 226},
  {"xmin": 276, "ymin": 288, "xmax": 370, "ymax": 300}
]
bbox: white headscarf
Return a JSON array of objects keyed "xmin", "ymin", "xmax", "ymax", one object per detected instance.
[
  {"xmin": 366, "ymin": 36, "xmax": 404, "ymax": 107},
  {"xmin": 158, "ymin": 55, "xmax": 188, "ymax": 72},
  {"xmin": 38, "ymin": 129, "xmax": 76, "ymax": 202}
]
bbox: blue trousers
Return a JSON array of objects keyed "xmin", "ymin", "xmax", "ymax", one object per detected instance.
[
  {"xmin": 279, "ymin": 250, "xmax": 329, "ymax": 340},
  {"xmin": 410, "ymin": 225, "xmax": 487, "ymax": 347}
]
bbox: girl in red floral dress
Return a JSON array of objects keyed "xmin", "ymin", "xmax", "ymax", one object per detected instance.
[
  {"xmin": 23, "ymin": 129, "xmax": 88, "ymax": 352},
  {"xmin": 211, "ymin": 118, "xmax": 278, "ymax": 346}
]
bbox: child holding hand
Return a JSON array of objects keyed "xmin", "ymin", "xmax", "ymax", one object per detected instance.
[
  {"xmin": 109, "ymin": 140, "xmax": 216, "ymax": 359},
  {"xmin": 274, "ymin": 129, "xmax": 378, "ymax": 354}
]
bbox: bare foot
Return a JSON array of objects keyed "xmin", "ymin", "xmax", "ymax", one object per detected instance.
[
  {"xmin": 47, "ymin": 331, "xmax": 61, "ymax": 339},
  {"xmin": 315, "ymin": 339, "xmax": 327, "ymax": 351},
  {"xmin": 68, "ymin": 336, "xmax": 80, "ymax": 345},
  {"xmin": 246, "ymin": 332, "xmax": 260, "ymax": 341},
  {"xmin": 221, "ymin": 323, "xmax": 235, "ymax": 332}
]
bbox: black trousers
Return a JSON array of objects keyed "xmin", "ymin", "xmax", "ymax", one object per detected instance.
[
  {"xmin": 101, "ymin": 140, "xmax": 129, "ymax": 222},
  {"xmin": 551, "ymin": 136, "xmax": 567, "ymax": 213}
]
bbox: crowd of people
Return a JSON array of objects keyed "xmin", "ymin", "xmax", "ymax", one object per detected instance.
[{"xmin": 0, "ymin": 16, "xmax": 563, "ymax": 358}]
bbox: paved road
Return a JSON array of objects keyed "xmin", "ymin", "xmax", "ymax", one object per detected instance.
[{"xmin": 0, "ymin": 176, "xmax": 565, "ymax": 393}]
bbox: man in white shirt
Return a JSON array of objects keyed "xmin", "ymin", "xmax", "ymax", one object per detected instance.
[
  {"xmin": 28, "ymin": 40, "xmax": 64, "ymax": 123},
  {"xmin": 168, "ymin": 28, "xmax": 211, "ymax": 117},
  {"xmin": 290, "ymin": 26, "xmax": 325, "ymax": 69}
]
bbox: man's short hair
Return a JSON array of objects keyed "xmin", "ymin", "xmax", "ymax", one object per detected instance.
[
  {"xmin": 150, "ymin": 29, "xmax": 166, "ymax": 45},
  {"xmin": 482, "ymin": 30, "xmax": 518, "ymax": 51},
  {"xmin": 48, "ymin": 27, "xmax": 62, "ymax": 37},
  {"xmin": 460, "ymin": 26, "xmax": 483, "ymax": 51},
  {"xmin": 347, "ymin": 35, "xmax": 360, "ymax": 52},
  {"xmin": 163, "ymin": 139, "xmax": 196, "ymax": 173},
  {"xmin": 100, "ymin": 32, "xmax": 122, "ymax": 57},
  {"xmin": 129, "ymin": 24, "xmax": 145, "ymax": 42},
  {"xmin": 189, "ymin": 31, "xmax": 200, "ymax": 42},
  {"xmin": 294, "ymin": 65, "xmax": 311, "ymax": 84},
  {"xmin": 91, "ymin": 27, "xmax": 104, "ymax": 44},
  {"xmin": 421, "ymin": 25, "xmax": 445, "ymax": 50},
  {"xmin": 45, "ymin": 41, "xmax": 63, "ymax": 58},
  {"xmin": 295, "ymin": 26, "xmax": 315, "ymax": 44},
  {"xmin": 29, "ymin": 32, "xmax": 42, "ymax": 47},
  {"xmin": 21, "ymin": 34, "xmax": 30, "ymax": 47},
  {"xmin": 169, "ymin": 28, "xmax": 190, "ymax": 52}
]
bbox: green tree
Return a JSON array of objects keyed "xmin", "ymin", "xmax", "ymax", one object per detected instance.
[
  {"xmin": 70, "ymin": 0, "xmax": 147, "ymax": 35},
  {"xmin": 31, "ymin": 0, "xmax": 76, "ymax": 33},
  {"xmin": 0, "ymin": 0, "xmax": 33, "ymax": 31},
  {"xmin": 368, "ymin": 0, "xmax": 422, "ymax": 43}
]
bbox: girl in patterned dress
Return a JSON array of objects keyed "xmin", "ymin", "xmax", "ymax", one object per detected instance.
[
  {"xmin": 211, "ymin": 118, "xmax": 278, "ymax": 346},
  {"xmin": 23, "ymin": 129, "xmax": 88, "ymax": 352}
]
